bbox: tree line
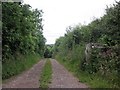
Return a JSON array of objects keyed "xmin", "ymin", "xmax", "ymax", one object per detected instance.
[
  {"xmin": 53, "ymin": 1, "xmax": 120, "ymax": 87},
  {"xmin": 2, "ymin": 2, "xmax": 46, "ymax": 79}
]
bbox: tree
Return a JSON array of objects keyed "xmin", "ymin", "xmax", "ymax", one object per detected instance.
[{"xmin": 2, "ymin": 2, "xmax": 46, "ymax": 62}]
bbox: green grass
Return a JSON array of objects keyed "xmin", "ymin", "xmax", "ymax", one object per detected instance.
[
  {"xmin": 39, "ymin": 59, "xmax": 52, "ymax": 88},
  {"xmin": 54, "ymin": 44, "xmax": 119, "ymax": 88},
  {"xmin": 76, "ymin": 71, "xmax": 114, "ymax": 88},
  {"xmin": 2, "ymin": 53, "xmax": 41, "ymax": 80},
  {"xmin": 56, "ymin": 56, "xmax": 118, "ymax": 88}
]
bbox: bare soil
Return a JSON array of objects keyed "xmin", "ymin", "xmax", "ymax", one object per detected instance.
[
  {"xmin": 49, "ymin": 59, "xmax": 88, "ymax": 88},
  {"xmin": 2, "ymin": 60, "xmax": 46, "ymax": 88}
]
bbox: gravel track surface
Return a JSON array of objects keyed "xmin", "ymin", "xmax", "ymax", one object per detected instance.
[
  {"xmin": 2, "ymin": 60, "xmax": 46, "ymax": 88},
  {"xmin": 49, "ymin": 59, "xmax": 88, "ymax": 88}
]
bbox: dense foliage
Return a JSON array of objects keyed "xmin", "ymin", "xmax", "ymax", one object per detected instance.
[
  {"xmin": 54, "ymin": 1, "xmax": 120, "ymax": 87},
  {"xmin": 44, "ymin": 44, "xmax": 53, "ymax": 58},
  {"xmin": 2, "ymin": 2, "xmax": 46, "ymax": 79}
]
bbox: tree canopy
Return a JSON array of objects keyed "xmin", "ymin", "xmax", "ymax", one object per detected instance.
[{"xmin": 2, "ymin": 2, "xmax": 46, "ymax": 63}]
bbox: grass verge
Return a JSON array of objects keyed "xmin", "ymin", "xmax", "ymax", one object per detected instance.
[
  {"xmin": 56, "ymin": 57, "xmax": 118, "ymax": 88},
  {"xmin": 2, "ymin": 53, "xmax": 41, "ymax": 80},
  {"xmin": 39, "ymin": 59, "xmax": 52, "ymax": 88}
]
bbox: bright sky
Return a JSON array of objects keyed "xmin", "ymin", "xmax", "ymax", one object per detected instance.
[{"xmin": 24, "ymin": 0, "xmax": 119, "ymax": 44}]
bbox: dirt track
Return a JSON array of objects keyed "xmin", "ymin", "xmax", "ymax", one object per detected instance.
[
  {"xmin": 2, "ymin": 59, "xmax": 88, "ymax": 88},
  {"xmin": 49, "ymin": 59, "xmax": 88, "ymax": 88},
  {"xmin": 2, "ymin": 60, "xmax": 46, "ymax": 88}
]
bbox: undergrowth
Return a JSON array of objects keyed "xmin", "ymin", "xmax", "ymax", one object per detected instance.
[
  {"xmin": 55, "ymin": 45, "xmax": 119, "ymax": 88},
  {"xmin": 2, "ymin": 53, "xmax": 41, "ymax": 80},
  {"xmin": 56, "ymin": 57, "xmax": 117, "ymax": 88}
]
